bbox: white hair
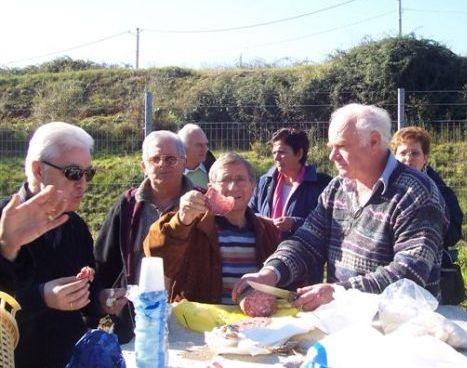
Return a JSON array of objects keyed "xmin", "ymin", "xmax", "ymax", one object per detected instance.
[
  {"xmin": 25, "ymin": 122, "xmax": 94, "ymax": 182},
  {"xmin": 177, "ymin": 123, "xmax": 206, "ymax": 146},
  {"xmin": 330, "ymin": 103, "xmax": 392, "ymax": 148},
  {"xmin": 142, "ymin": 130, "xmax": 185, "ymax": 160},
  {"xmin": 208, "ymin": 152, "xmax": 255, "ymax": 183}
]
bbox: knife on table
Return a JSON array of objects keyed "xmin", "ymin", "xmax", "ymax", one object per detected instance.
[
  {"xmin": 247, "ymin": 280, "xmax": 298, "ymax": 303},
  {"xmin": 247, "ymin": 281, "xmax": 328, "ymax": 333}
]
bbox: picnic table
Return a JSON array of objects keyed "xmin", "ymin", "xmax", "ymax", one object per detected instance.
[{"xmin": 121, "ymin": 304, "xmax": 467, "ymax": 367}]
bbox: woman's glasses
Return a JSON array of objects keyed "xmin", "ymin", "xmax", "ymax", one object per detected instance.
[{"xmin": 41, "ymin": 160, "xmax": 96, "ymax": 181}]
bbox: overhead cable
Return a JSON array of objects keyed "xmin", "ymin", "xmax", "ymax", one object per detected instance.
[
  {"xmin": 404, "ymin": 8, "xmax": 467, "ymax": 14},
  {"xmin": 144, "ymin": 0, "xmax": 356, "ymax": 34},
  {"xmin": 5, "ymin": 31, "xmax": 132, "ymax": 66},
  {"xmin": 204, "ymin": 10, "xmax": 395, "ymax": 54}
]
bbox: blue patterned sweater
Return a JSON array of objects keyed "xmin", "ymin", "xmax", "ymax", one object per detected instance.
[{"xmin": 265, "ymin": 154, "xmax": 448, "ymax": 298}]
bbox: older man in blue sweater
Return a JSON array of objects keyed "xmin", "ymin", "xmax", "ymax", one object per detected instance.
[{"xmin": 233, "ymin": 103, "xmax": 448, "ymax": 311}]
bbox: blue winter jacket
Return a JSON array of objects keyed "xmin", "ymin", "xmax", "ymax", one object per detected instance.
[{"xmin": 249, "ymin": 165, "xmax": 331, "ymax": 231}]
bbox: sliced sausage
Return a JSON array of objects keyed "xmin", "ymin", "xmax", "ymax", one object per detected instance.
[{"xmin": 239, "ymin": 290, "xmax": 277, "ymax": 317}]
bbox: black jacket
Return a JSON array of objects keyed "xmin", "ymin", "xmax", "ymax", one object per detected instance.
[
  {"xmin": 0, "ymin": 185, "xmax": 99, "ymax": 368},
  {"xmin": 93, "ymin": 187, "xmax": 142, "ymax": 343},
  {"xmin": 426, "ymin": 166, "xmax": 463, "ymax": 248},
  {"xmin": 204, "ymin": 150, "xmax": 216, "ymax": 173}
]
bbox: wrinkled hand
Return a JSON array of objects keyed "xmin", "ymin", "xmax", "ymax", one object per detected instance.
[
  {"xmin": 292, "ymin": 283, "xmax": 334, "ymax": 311},
  {"xmin": 0, "ymin": 185, "xmax": 69, "ymax": 261},
  {"xmin": 273, "ymin": 216, "xmax": 295, "ymax": 232},
  {"xmin": 178, "ymin": 190, "xmax": 207, "ymax": 225},
  {"xmin": 98, "ymin": 288, "xmax": 127, "ymax": 315},
  {"xmin": 43, "ymin": 276, "xmax": 90, "ymax": 311},
  {"xmin": 232, "ymin": 268, "xmax": 278, "ymax": 303}
]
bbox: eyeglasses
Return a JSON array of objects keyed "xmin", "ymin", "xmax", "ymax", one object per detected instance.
[
  {"xmin": 41, "ymin": 160, "xmax": 96, "ymax": 181},
  {"xmin": 147, "ymin": 155, "xmax": 184, "ymax": 167},
  {"xmin": 214, "ymin": 176, "xmax": 250, "ymax": 187},
  {"xmin": 397, "ymin": 150, "xmax": 423, "ymax": 158}
]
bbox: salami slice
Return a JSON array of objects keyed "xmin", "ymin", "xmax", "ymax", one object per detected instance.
[
  {"xmin": 76, "ymin": 266, "xmax": 95, "ymax": 282},
  {"xmin": 221, "ymin": 316, "xmax": 271, "ymax": 336},
  {"xmin": 205, "ymin": 187, "xmax": 234, "ymax": 215},
  {"xmin": 239, "ymin": 290, "xmax": 277, "ymax": 317},
  {"xmin": 205, "ymin": 316, "xmax": 272, "ymax": 352}
]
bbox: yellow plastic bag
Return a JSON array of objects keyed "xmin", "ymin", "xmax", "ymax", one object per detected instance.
[{"xmin": 172, "ymin": 299, "xmax": 298, "ymax": 333}]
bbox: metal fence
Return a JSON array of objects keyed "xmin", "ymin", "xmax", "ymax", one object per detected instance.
[
  {"xmin": 196, "ymin": 120, "xmax": 467, "ymax": 150},
  {"xmin": 196, "ymin": 121, "xmax": 330, "ymax": 150},
  {"xmin": 0, "ymin": 121, "xmax": 324, "ymax": 155},
  {"xmin": 0, "ymin": 91, "xmax": 466, "ymax": 237},
  {"xmin": 1, "ymin": 120, "xmax": 465, "ymax": 185},
  {"xmin": 2, "ymin": 119, "xmax": 465, "ymax": 156}
]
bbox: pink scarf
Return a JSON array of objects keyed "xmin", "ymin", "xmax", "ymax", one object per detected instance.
[{"xmin": 271, "ymin": 166, "xmax": 305, "ymax": 219}]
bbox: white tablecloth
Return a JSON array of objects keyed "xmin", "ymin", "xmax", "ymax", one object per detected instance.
[
  {"xmin": 121, "ymin": 305, "xmax": 467, "ymax": 367},
  {"xmin": 121, "ymin": 311, "xmax": 306, "ymax": 367}
]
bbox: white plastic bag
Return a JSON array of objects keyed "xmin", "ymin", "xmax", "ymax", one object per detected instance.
[
  {"xmin": 300, "ymin": 325, "xmax": 386, "ymax": 368},
  {"xmin": 391, "ymin": 311, "xmax": 467, "ymax": 349},
  {"xmin": 383, "ymin": 334, "xmax": 467, "ymax": 367},
  {"xmin": 301, "ymin": 325, "xmax": 467, "ymax": 368},
  {"xmin": 311, "ymin": 285, "xmax": 380, "ymax": 334},
  {"xmin": 378, "ymin": 278, "xmax": 438, "ymax": 333}
]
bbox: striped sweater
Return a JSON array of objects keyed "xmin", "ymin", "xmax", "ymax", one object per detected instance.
[
  {"xmin": 266, "ymin": 155, "xmax": 448, "ymax": 298},
  {"xmin": 216, "ymin": 216, "xmax": 257, "ymax": 304}
]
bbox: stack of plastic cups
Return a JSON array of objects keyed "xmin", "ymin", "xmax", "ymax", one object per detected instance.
[{"xmin": 133, "ymin": 257, "xmax": 169, "ymax": 368}]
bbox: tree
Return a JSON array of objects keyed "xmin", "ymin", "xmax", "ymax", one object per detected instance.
[{"xmin": 325, "ymin": 36, "xmax": 467, "ymax": 122}]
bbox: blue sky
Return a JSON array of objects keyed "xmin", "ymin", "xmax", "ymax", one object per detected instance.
[{"xmin": 1, "ymin": 0, "xmax": 466, "ymax": 69}]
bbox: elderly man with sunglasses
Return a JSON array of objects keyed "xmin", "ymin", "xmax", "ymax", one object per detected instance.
[
  {"xmin": 0, "ymin": 122, "xmax": 101, "ymax": 368},
  {"xmin": 93, "ymin": 130, "xmax": 194, "ymax": 343}
]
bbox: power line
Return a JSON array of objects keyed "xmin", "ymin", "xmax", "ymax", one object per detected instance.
[
  {"xmin": 144, "ymin": 0, "xmax": 356, "ymax": 34},
  {"xmin": 4, "ymin": 2, "xmax": 357, "ymax": 67},
  {"xmin": 5, "ymin": 31, "xmax": 132, "ymax": 66},
  {"xmin": 404, "ymin": 8, "xmax": 467, "ymax": 14},
  {"xmin": 202, "ymin": 10, "xmax": 395, "ymax": 55}
]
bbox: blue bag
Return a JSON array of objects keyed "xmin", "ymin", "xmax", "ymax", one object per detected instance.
[{"xmin": 66, "ymin": 329, "xmax": 126, "ymax": 368}]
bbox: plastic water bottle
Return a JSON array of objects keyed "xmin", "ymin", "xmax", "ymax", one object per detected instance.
[
  {"xmin": 133, "ymin": 290, "xmax": 169, "ymax": 367},
  {"xmin": 131, "ymin": 257, "xmax": 169, "ymax": 367}
]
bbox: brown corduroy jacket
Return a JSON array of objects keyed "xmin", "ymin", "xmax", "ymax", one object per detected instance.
[{"xmin": 143, "ymin": 208, "xmax": 280, "ymax": 303}]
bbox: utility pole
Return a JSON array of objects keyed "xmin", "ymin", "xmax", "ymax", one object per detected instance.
[
  {"xmin": 144, "ymin": 92, "xmax": 153, "ymax": 137},
  {"xmin": 136, "ymin": 27, "xmax": 140, "ymax": 69},
  {"xmin": 397, "ymin": 0, "xmax": 402, "ymax": 37},
  {"xmin": 397, "ymin": 88, "xmax": 405, "ymax": 130}
]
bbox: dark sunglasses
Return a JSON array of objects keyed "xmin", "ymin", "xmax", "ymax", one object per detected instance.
[{"xmin": 41, "ymin": 160, "xmax": 96, "ymax": 182}]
